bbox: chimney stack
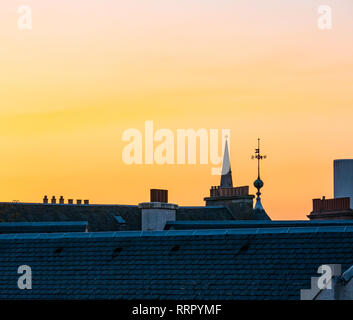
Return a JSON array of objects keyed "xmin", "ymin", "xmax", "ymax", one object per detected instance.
[
  {"xmin": 51, "ymin": 196, "xmax": 56, "ymax": 204},
  {"xmin": 334, "ymin": 159, "xmax": 353, "ymax": 209},
  {"xmin": 43, "ymin": 195, "xmax": 48, "ymax": 204},
  {"xmin": 139, "ymin": 189, "xmax": 178, "ymax": 231},
  {"xmin": 68, "ymin": 199, "xmax": 73, "ymax": 204},
  {"xmin": 84, "ymin": 200, "xmax": 89, "ymax": 205},
  {"xmin": 76, "ymin": 199, "xmax": 82, "ymax": 205},
  {"xmin": 308, "ymin": 197, "xmax": 353, "ymax": 220}
]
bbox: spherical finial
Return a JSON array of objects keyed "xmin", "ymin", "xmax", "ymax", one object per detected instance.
[{"xmin": 254, "ymin": 178, "xmax": 264, "ymax": 190}]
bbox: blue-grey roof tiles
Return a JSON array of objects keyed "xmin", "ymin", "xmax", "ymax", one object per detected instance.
[{"xmin": 1, "ymin": 226, "xmax": 353, "ymax": 299}]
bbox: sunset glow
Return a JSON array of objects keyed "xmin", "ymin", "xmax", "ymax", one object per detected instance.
[{"xmin": 1, "ymin": 0, "xmax": 353, "ymax": 219}]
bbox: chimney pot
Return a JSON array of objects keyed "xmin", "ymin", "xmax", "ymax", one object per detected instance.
[
  {"xmin": 59, "ymin": 196, "xmax": 64, "ymax": 204},
  {"xmin": 68, "ymin": 199, "xmax": 73, "ymax": 205},
  {"xmin": 150, "ymin": 189, "xmax": 168, "ymax": 203},
  {"xmin": 43, "ymin": 195, "xmax": 48, "ymax": 204},
  {"xmin": 51, "ymin": 196, "xmax": 56, "ymax": 204},
  {"xmin": 84, "ymin": 200, "xmax": 89, "ymax": 205},
  {"xmin": 76, "ymin": 199, "xmax": 82, "ymax": 205}
]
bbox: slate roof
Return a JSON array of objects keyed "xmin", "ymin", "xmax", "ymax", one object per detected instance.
[
  {"xmin": 1, "ymin": 226, "xmax": 353, "ymax": 300},
  {"xmin": 253, "ymin": 206, "xmax": 271, "ymax": 220},
  {"xmin": 0, "ymin": 202, "xmax": 140, "ymax": 232},
  {"xmin": 0, "ymin": 221, "xmax": 87, "ymax": 234},
  {"xmin": 164, "ymin": 219, "xmax": 353, "ymax": 230},
  {"xmin": 176, "ymin": 206, "xmax": 233, "ymax": 220},
  {"xmin": 0, "ymin": 203, "xmax": 237, "ymax": 231}
]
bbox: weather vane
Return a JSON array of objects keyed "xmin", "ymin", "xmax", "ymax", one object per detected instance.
[
  {"xmin": 251, "ymin": 138, "xmax": 266, "ymax": 179},
  {"xmin": 251, "ymin": 139, "xmax": 270, "ymax": 219}
]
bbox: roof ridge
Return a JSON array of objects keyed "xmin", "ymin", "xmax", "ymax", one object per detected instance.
[{"xmin": 0, "ymin": 225, "xmax": 353, "ymax": 240}]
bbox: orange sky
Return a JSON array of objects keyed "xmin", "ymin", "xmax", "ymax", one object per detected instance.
[{"xmin": 0, "ymin": 0, "xmax": 352, "ymax": 220}]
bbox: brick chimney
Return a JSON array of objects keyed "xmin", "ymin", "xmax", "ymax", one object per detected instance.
[
  {"xmin": 308, "ymin": 197, "xmax": 353, "ymax": 220},
  {"xmin": 139, "ymin": 189, "xmax": 178, "ymax": 231}
]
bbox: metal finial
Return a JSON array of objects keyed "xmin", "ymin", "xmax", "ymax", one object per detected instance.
[
  {"xmin": 251, "ymin": 139, "xmax": 270, "ymax": 220},
  {"xmin": 252, "ymin": 138, "xmax": 267, "ymax": 200},
  {"xmin": 251, "ymin": 138, "xmax": 266, "ymax": 180}
]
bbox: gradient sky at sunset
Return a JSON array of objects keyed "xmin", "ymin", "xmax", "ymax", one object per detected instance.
[{"xmin": 0, "ymin": 0, "xmax": 352, "ymax": 219}]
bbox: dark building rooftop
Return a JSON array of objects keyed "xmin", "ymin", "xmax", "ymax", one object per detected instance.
[
  {"xmin": 0, "ymin": 202, "xmax": 140, "ymax": 232},
  {"xmin": 0, "ymin": 221, "xmax": 87, "ymax": 234},
  {"xmin": 164, "ymin": 219, "xmax": 353, "ymax": 230},
  {"xmin": 1, "ymin": 225, "xmax": 353, "ymax": 299},
  {"xmin": 0, "ymin": 202, "xmax": 254, "ymax": 232}
]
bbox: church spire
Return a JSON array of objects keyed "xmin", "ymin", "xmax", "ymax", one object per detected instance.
[{"xmin": 220, "ymin": 138, "xmax": 233, "ymax": 188}]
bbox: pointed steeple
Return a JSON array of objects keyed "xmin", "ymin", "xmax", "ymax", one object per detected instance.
[
  {"xmin": 220, "ymin": 139, "xmax": 233, "ymax": 188},
  {"xmin": 252, "ymin": 139, "xmax": 271, "ymax": 220}
]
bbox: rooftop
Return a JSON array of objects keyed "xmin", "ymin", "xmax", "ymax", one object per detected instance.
[
  {"xmin": 164, "ymin": 219, "xmax": 353, "ymax": 230},
  {"xmin": 0, "ymin": 221, "xmax": 87, "ymax": 234},
  {"xmin": 0, "ymin": 202, "xmax": 249, "ymax": 232},
  {"xmin": 2, "ymin": 226, "xmax": 353, "ymax": 300}
]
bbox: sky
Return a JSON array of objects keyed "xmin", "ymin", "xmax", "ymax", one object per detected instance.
[{"xmin": 0, "ymin": 0, "xmax": 352, "ymax": 219}]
